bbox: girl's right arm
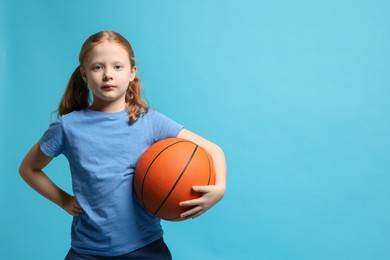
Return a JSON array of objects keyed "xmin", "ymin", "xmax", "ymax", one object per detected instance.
[{"xmin": 19, "ymin": 143, "xmax": 83, "ymax": 216}]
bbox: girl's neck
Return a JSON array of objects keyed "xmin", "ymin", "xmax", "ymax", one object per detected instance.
[{"xmin": 89, "ymin": 101, "xmax": 126, "ymax": 113}]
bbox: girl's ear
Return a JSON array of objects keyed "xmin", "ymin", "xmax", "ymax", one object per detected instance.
[
  {"xmin": 80, "ymin": 66, "xmax": 87, "ymax": 83},
  {"xmin": 130, "ymin": 66, "xmax": 137, "ymax": 81}
]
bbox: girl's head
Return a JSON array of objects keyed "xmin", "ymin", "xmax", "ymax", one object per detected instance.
[{"xmin": 58, "ymin": 31, "xmax": 148, "ymax": 123}]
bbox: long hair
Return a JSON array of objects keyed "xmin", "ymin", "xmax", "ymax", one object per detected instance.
[{"xmin": 57, "ymin": 31, "xmax": 149, "ymax": 123}]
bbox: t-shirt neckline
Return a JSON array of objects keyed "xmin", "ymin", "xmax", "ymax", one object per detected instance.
[{"xmin": 85, "ymin": 108, "xmax": 128, "ymax": 116}]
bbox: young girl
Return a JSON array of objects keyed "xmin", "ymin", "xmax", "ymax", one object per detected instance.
[{"xmin": 19, "ymin": 31, "xmax": 226, "ymax": 259}]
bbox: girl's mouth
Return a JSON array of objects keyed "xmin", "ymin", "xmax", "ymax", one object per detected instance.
[{"xmin": 101, "ymin": 84, "xmax": 115, "ymax": 90}]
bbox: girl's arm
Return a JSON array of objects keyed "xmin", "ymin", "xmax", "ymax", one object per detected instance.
[
  {"xmin": 176, "ymin": 129, "xmax": 226, "ymax": 219},
  {"xmin": 19, "ymin": 143, "xmax": 83, "ymax": 216}
]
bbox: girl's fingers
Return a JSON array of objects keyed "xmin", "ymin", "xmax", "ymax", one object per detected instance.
[
  {"xmin": 74, "ymin": 199, "xmax": 81, "ymax": 207},
  {"xmin": 73, "ymin": 199, "xmax": 83, "ymax": 211},
  {"xmin": 72, "ymin": 200, "xmax": 83, "ymax": 215},
  {"xmin": 189, "ymin": 211, "xmax": 203, "ymax": 219},
  {"xmin": 192, "ymin": 185, "xmax": 212, "ymax": 193},
  {"xmin": 180, "ymin": 206, "xmax": 202, "ymax": 219},
  {"xmin": 71, "ymin": 208, "xmax": 82, "ymax": 216},
  {"xmin": 179, "ymin": 197, "xmax": 202, "ymax": 207},
  {"xmin": 74, "ymin": 205, "xmax": 83, "ymax": 212},
  {"xmin": 74, "ymin": 204, "xmax": 82, "ymax": 211}
]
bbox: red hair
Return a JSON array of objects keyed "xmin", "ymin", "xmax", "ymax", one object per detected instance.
[{"xmin": 58, "ymin": 31, "xmax": 148, "ymax": 123}]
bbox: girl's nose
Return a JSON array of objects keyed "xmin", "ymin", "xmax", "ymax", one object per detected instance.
[{"xmin": 103, "ymin": 74, "xmax": 113, "ymax": 81}]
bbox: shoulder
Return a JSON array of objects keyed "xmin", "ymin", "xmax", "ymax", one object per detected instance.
[
  {"xmin": 61, "ymin": 109, "xmax": 85, "ymax": 120},
  {"xmin": 141, "ymin": 109, "xmax": 157, "ymax": 117},
  {"xmin": 59, "ymin": 109, "xmax": 88, "ymax": 125},
  {"xmin": 137, "ymin": 109, "xmax": 160, "ymax": 122},
  {"xmin": 140, "ymin": 109, "xmax": 170, "ymax": 120}
]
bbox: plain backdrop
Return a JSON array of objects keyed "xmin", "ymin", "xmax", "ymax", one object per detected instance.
[{"xmin": 1, "ymin": 0, "xmax": 389, "ymax": 259}]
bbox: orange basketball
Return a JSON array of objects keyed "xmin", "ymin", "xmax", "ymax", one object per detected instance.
[{"xmin": 134, "ymin": 138, "xmax": 215, "ymax": 221}]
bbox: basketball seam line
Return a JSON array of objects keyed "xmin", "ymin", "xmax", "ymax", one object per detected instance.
[
  {"xmin": 201, "ymin": 146, "xmax": 212, "ymax": 185},
  {"xmin": 140, "ymin": 140, "xmax": 187, "ymax": 207},
  {"xmin": 153, "ymin": 145, "xmax": 199, "ymax": 216},
  {"xmin": 165, "ymin": 149, "xmax": 211, "ymax": 222}
]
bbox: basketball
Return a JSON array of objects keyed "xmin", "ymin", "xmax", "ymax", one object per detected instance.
[{"xmin": 134, "ymin": 138, "xmax": 215, "ymax": 221}]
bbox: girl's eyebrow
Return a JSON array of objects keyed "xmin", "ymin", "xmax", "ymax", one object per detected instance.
[{"xmin": 89, "ymin": 60, "xmax": 126, "ymax": 64}]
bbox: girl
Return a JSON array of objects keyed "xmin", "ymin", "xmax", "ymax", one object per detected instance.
[{"xmin": 19, "ymin": 31, "xmax": 226, "ymax": 259}]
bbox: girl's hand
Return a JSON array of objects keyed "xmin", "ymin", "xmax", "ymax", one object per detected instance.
[
  {"xmin": 176, "ymin": 129, "xmax": 226, "ymax": 220},
  {"xmin": 62, "ymin": 195, "xmax": 83, "ymax": 217},
  {"xmin": 179, "ymin": 185, "xmax": 225, "ymax": 220}
]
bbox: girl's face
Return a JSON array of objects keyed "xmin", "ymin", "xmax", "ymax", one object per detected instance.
[{"xmin": 81, "ymin": 41, "xmax": 136, "ymax": 111}]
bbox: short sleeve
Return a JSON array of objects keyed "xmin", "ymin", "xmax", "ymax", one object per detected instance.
[
  {"xmin": 149, "ymin": 110, "xmax": 184, "ymax": 142},
  {"xmin": 38, "ymin": 118, "xmax": 65, "ymax": 158}
]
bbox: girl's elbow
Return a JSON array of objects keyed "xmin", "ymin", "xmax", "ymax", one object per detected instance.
[
  {"xmin": 18, "ymin": 163, "xmax": 29, "ymax": 179},
  {"xmin": 210, "ymin": 143, "xmax": 225, "ymax": 157},
  {"xmin": 19, "ymin": 161, "xmax": 35, "ymax": 180}
]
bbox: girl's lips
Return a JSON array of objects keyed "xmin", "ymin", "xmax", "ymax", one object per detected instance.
[{"xmin": 101, "ymin": 84, "xmax": 115, "ymax": 90}]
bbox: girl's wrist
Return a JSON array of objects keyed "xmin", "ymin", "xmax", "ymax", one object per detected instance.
[
  {"xmin": 58, "ymin": 192, "xmax": 73, "ymax": 209},
  {"xmin": 214, "ymin": 184, "xmax": 226, "ymax": 200}
]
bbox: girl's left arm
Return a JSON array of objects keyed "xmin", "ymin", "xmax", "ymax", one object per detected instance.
[{"xmin": 177, "ymin": 129, "xmax": 226, "ymax": 219}]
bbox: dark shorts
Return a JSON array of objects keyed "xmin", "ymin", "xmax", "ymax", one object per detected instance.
[{"xmin": 65, "ymin": 238, "xmax": 172, "ymax": 260}]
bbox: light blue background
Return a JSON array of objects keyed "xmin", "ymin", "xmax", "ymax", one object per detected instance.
[{"xmin": 1, "ymin": 0, "xmax": 389, "ymax": 259}]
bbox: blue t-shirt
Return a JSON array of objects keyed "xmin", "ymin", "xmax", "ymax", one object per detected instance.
[{"xmin": 38, "ymin": 109, "xmax": 183, "ymax": 256}]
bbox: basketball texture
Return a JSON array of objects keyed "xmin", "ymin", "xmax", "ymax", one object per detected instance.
[{"xmin": 134, "ymin": 138, "xmax": 215, "ymax": 221}]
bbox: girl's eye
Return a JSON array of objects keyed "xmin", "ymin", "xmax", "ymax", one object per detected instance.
[
  {"xmin": 114, "ymin": 65, "xmax": 123, "ymax": 70},
  {"xmin": 92, "ymin": 65, "xmax": 103, "ymax": 71}
]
